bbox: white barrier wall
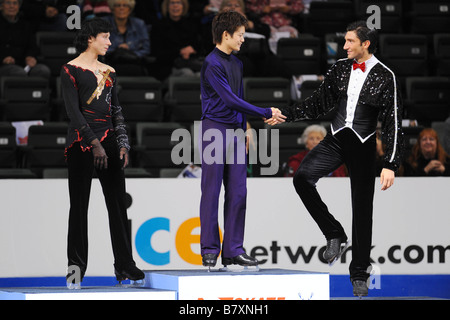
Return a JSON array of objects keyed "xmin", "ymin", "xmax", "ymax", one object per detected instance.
[{"xmin": 0, "ymin": 177, "xmax": 449, "ymax": 278}]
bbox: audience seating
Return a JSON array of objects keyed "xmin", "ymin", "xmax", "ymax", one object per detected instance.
[
  {"xmin": 410, "ymin": 0, "xmax": 450, "ymax": 34},
  {"xmin": 0, "ymin": 122, "xmax": 17, "ymax": 168},
  {"xmin": 243, "ymin": 77, "xmax": 290, "ymax": 120},
  {"xmin": 23, "ymin": 123, "xmax": 68, "ymax": 177},
  {"xmin": 165, "ymin": 77, "xmax": 202, "ymax": 124},
  {"xmin": 0, "ymin": 77, "xmax": 51, "ymax": 122},
  {"xmin": 36, "ymin": 32, "xmax": 77, "ymax": 77},
  {"xmin": 405, "ymin": 77, "xmax": 450, "ymax": 124},
  {"xmin": 134, "ymin": 122, "xmax": 186, "ymax": 176},
  {"xmin": 379, "ymin": 34, "xmax": 429, "ymax": 78},
  {"xmin": 1, "ymin": 2, "xmax": 450, "ymax": 178},
  {"xmin": 433, "ymin": 34, "xmax": 450, "ymax": 76},
  {"xmin": 303, "ymin": 1, "xmax": 355, "ymax": 37},
  {"xmin": 277, "ymin": 37, "xmax": 322, "ymax": 76},
  {"xmin": 354, "ymin": 0, "xmax": 404, "ymax": 33}
]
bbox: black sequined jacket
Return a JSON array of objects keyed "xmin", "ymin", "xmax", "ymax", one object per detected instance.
[{"xmin": 280, "ymin": 58, "xmax": 404, "ymax": 172}]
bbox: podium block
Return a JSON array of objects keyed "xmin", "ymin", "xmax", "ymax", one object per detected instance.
[
  {"xmin": 0, "ymin": 287, "xmax": 176, "ymax": 300},
  {"xmin": 144, "ymin": 269, "xmax": 329, "ymax": 300}
]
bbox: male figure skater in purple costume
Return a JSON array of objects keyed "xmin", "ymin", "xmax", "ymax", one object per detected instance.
[{"xmin": 199, "ymin": 10, "xmax": 286, "ymax": 269}]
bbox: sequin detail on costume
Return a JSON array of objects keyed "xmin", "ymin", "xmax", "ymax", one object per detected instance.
[{"xmin": 279, "ymin": 58, "xmax": 404, "ymax": 172}]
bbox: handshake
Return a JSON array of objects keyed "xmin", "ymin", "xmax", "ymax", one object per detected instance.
[{"xmin": 264, "ymin": 107, "xmax": 287, "ymax": 126}]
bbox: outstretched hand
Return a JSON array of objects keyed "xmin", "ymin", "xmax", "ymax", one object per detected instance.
[{"xmin": 264, "ymin": 107, "xmax": 287, "ymax": 125}]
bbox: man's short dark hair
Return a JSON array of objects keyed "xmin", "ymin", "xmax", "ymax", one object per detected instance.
[
  {"xmin": 212, "ymin": 10, "xmax": 248, "ymax": 45},
  {"xmin": 346, "ymin": 20, "xmax": 378, "ymax": 54},
  {"xmin": 74, "ymin": 18, "xmax": 112, "ymax": 53}
]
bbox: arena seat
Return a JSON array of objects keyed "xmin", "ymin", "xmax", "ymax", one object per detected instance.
[
  {"xmin": 276, "ymin": 37, "xmax": 322, "ymax": 76},
  {"xmin": 0, "ymin": 77, "xmax": 51, "ymax": 122}
]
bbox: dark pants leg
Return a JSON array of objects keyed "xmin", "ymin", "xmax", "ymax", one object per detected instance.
[
  {"xmin": 199, "ymin": 119, "xmax": 247, "ymax": 258},
  {"xmin": 293, "ymin": 132, "xmax": 347, "ymax": 241},
  {"xmin": 293, "ymin": 128, "xmax": 376, "ymax": 281},
  {"xmin": 67, "ymin": 134, "xmax": 134, "ymax": 273},
  {"xmin": 67, "ymin": 142, "xmax": 93, "ymax": 275},
  {"xmin": 344, "ymin": 132, "xmax": 376, "ymax": 281}
]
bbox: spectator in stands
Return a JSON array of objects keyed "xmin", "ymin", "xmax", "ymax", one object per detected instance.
[
  {"xmin": 150, "ymin": 0, "xmax": 202, "ymax": 80},
  {"xmin": 285, "ymin": 124, "xmax": 346, "ymax": 177},
  {"xmin": 103, "ymin": 0, "xmax": 150, "ymax": 75},
  {"xmin": 245, "ymin": 0, "xmax": 304, "ymax": 53},
  {"xmin": 403, "ymin": 128, "xmax": 450, "ymax": 176},
  {"xmin": 83, "ymin": 0, "xmax": 111, "ymax": 20},
  {"xmin": 222, "ymin": 0, "xmax": 269, "ymax": 37},
  {"xmin": 205, "ymin": 0, "xmax": 222, "ymax": 13},
  {"xmin": 0, "ymin": 0, "xmax": 51, "ymax": 79},
  {"xmin": 21, "ymin": 0, "xmax": 76, "ymax": 32},
  {"xmin": 220, "ymin": 0, "xmax": 287, "ymax": 77}
]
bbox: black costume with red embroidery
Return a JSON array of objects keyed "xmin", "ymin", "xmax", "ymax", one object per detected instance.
[{"xmin": 61, "ymin": 64, "xmax": 130, "ymax": 155}]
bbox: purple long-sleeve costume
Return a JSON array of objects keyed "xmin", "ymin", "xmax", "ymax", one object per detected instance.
[{"xmin": 199, "ymin": 47, "xmax": 272, "ymax": 258}]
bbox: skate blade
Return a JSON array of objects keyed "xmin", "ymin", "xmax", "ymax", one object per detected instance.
[
  {"xmin": 328, "ymin": 240, "xmax": 351, "ymax": 266},
  {"xmin": 115, "ymin": 279, "xmax": 145, "ymax": 288},
  {"xmin": 219, "ymin": 265, "xmax": 260, "ymax": 272},
  {"xmin": 354, "ymin": 293, "xmax": 367, "ymax": 299},
  {"xmin": 66, "ymin": 282, "xmax": 81, "ymax": 290}
]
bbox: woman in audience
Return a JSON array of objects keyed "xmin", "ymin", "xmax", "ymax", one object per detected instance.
[
  {"xmin": 403, "ymin": 128, "xmax": 450, "ymax": 176},
  {"xmin": 151, "ymin": 0, "xmax": 202, "ymax": 80},
  {"xmin": 103, "ymin": 0, "xmax": 150, "ymax": 75},
  {"xmin": 245, "ymin": 0, "xmax": 304, "ymax": 53},
  {"xmin": 220, "ymin": 0, "xmax": 287, "ymax": 77},
  {"xmin": 286, "ymin": 124, "xmax": 347, "ymax": 177}
]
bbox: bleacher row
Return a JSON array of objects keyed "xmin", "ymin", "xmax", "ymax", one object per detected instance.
[
  {"xmin": 299, "ymin": 0, "xmax": 450, "ymax": 36},
  {"xmin": 0, "ymin": 0, "xmax": 449, "ymax": 178},
  {"xmin": 0, "ymin": 73, "xmax": 448, "ymax": 178}
]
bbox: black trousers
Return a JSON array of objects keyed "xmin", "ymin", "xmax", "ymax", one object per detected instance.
[
  {"xmin": 66, "ymin": 133, "xmax": 134, "ymax": 274},
  {"xmin": 293, "ymin": 128, "xmax": 376, "ymax": 281}
]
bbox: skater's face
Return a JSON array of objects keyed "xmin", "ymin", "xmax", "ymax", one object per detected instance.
[
  {"xmin": 88, "ymin": 32, "xmax": 112, "ymax": 56},
  {"xmin": 344, "ymin": 31, "xmax": 370, "ymax": 62},
  {"xmin": 223, "ymin": 25, "xmax": 245, "ymax": 53}
]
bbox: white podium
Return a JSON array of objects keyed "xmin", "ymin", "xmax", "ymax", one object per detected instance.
[{"xmin": 144, "ymin": 269, "xmax": 329, "ymax": 300}]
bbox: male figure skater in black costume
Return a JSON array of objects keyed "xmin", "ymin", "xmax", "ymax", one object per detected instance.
[
  {"xmin": 275, "ymin": 21, "xmax": 404, "ymax": 296},
  {"xmin": 61, "ymin": 18, "xmax": 144, "ymax": 288}
]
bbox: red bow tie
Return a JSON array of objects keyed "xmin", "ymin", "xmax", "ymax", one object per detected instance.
[{"xmin": 353, "ymin": 61, "xmax": 366, "ymax": 72}]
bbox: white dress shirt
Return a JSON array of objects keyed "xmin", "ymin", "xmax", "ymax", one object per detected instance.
[{"xmin": 331, "ymin": 54, "xmax": 380, "ymax": 142}]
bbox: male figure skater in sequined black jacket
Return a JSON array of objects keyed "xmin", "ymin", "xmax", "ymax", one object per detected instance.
[{"xmin": 275, "ymin": 21, "xmax": 404, "ymax": 297}]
